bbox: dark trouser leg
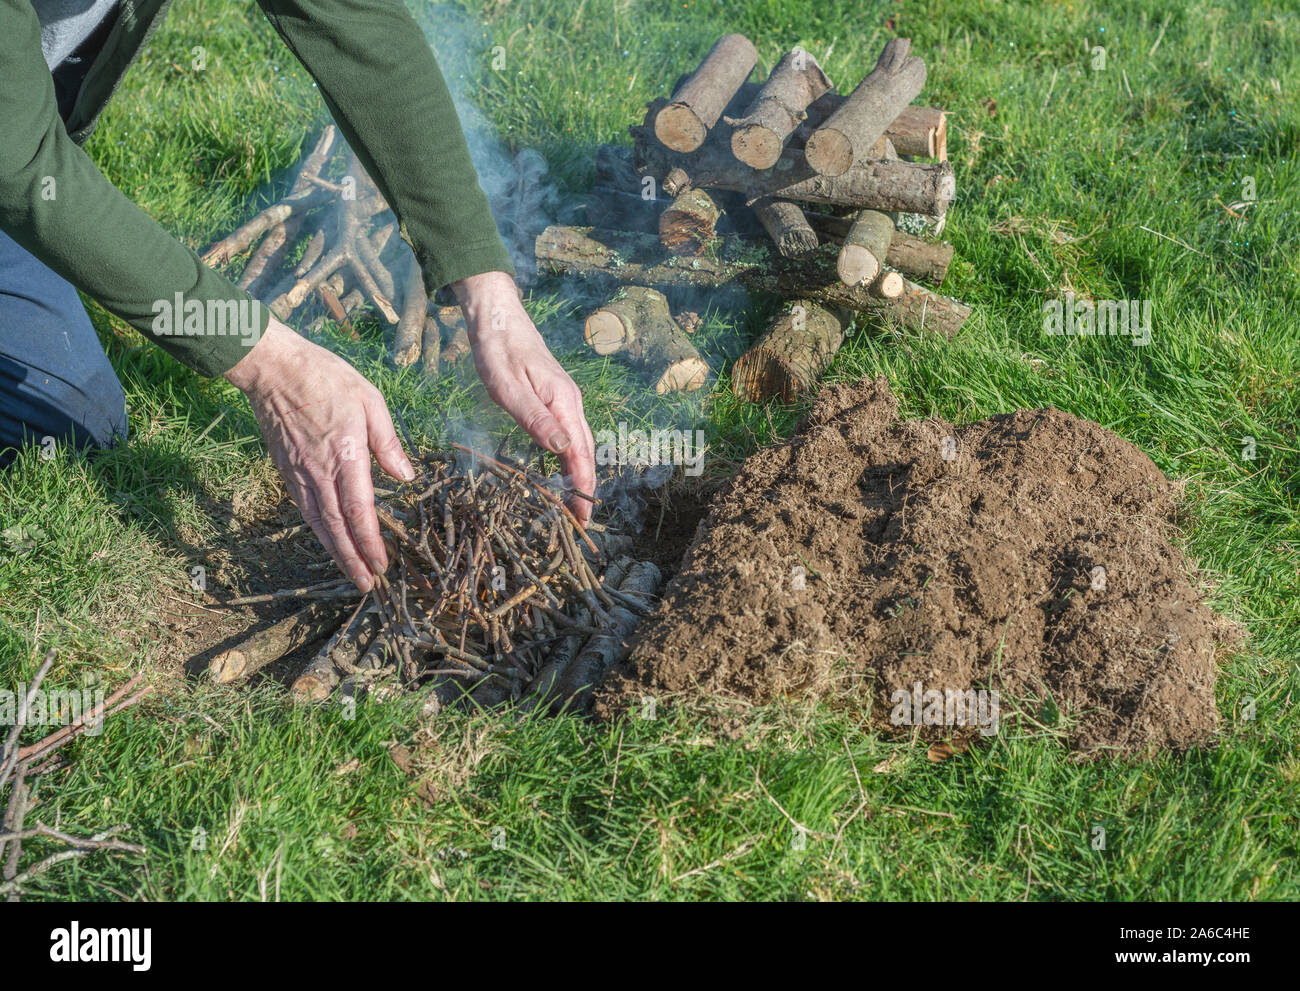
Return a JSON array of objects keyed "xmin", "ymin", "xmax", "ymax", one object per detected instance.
[{"xmin": 0, "ymin": 228, "xmax": 127, "ymax": 466}]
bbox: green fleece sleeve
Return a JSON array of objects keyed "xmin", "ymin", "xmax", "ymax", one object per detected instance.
[
  {"xmin": 0, "ymin": 0, "xmax": 270, "ymax": 378},
  {"xmin": 256, "ymin": 0, "xmax": 514, "ymax": 293}
]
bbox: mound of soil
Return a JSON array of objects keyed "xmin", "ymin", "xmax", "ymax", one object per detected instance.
[{"xmin": 596, "ymin": 378, "xmax": 1236, "ymax": 753}]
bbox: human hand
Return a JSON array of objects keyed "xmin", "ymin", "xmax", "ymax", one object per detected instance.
[
  {"xmin": 224, "ymin": 318, "xmax": 414, "ymax": 592},
  {"xmin": 453, "ymin": 271, "xmax": 596, "ymax": 523}
]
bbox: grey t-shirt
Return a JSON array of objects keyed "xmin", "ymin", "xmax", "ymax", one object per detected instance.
[{"xmin": 33, "ymin": 0, "xmax": 119, "ymax": 69}]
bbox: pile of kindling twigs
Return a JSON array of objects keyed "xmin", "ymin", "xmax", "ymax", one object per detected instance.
[
  {"xmin": 201, "ymin": 125, "xmax": 471, "ymax": 370},
  {"xmin": 210, "ymin": 446, "xmax": 662, "ymax": 715}
]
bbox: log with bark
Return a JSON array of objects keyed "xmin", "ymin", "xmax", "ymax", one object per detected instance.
[
  {"xmin": 724, "ymin": 46, "xmax": 833, "ymax": 169},
  {"xmin": 584, "ymin": 286, "xmax": 709, "ymax": 392},
  {"xmin": 654, "ymin": 34, "xmax": 758, "ymax": 152},
  {"xmin": 882, "ymin": 105, "xmax": 947, "ymax": 161},
  {"xmin": 805, "ymin": 39, "xmax": 927, "ymax": 177},
  {"xmin": 732, "ymin": 300, "xmax": 847, "ymax": 402},
  {"xmin": 536, "ymin": 225, "xmax": 970, "ymax": 337},
  {"xmin": 631, "ymin": 120, "xmax": 955, "ymax": 216},
  {"xmin": 836, "ymin": 209, "xmax": 894, "ymax": 286},
  {"xmin": 420, "ymin": 313, "xmax": 442, "ymax": 375},
  {"xmin": 871, "ymin": 269, "xmax": 905, "ymax": 299},
  {"xmin": 752, "ymin": 197, "xmax": 818, "ymax": 258},
  {"xmin": 393, "ymin": 254, "xmax": 428, "ymax": 366},
  {"xmin": 209, "ymin": 599, "xmax": 351, "ymax": 684},
  {"xmin": 658, "ymin": 188, "xmax": 722, "ymax": 255}
]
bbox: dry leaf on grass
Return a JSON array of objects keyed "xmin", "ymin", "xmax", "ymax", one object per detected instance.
[{"xmin": 926, "ymin": 742, "xmax": 957, "ymax": 762}]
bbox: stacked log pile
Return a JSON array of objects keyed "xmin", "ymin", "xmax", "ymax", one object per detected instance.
[
  {"xmin": 209, "ymin": 447, "xmax": 661, "ymax": 715},
  {"xmin": 537, "ymin": 35, "xmax": 970, "ymax": 402}
]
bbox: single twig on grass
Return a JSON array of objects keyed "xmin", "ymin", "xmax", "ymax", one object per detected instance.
[
  {"xmin": 221, "ymin": 578, "xmax": 353, "ymax": 606},
  {"xmin": 0, "ymin": 826, "xmax": 144, "ymax": 898},
  {"xmin": 15, "ymin": 672, "xmax": 147, "ymax": 766}
]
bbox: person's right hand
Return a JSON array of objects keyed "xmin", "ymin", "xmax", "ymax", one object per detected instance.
[
  {"xmin": 454, "ymin": 270, "xmax": 597, "ymax": 523},
  {"xmin": 224, "ymin": 318, "xmax": 414, "ymax": 592}
]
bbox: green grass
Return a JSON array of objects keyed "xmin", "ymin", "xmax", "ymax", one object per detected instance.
[{"xmin": 1, "ymin": 0, "xmax": 1298, "ymax": 900}]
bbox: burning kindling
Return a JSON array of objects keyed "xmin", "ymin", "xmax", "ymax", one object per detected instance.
[{"xmin": 210, "ymin": 446, "xmax": 662, "ymax": 715}]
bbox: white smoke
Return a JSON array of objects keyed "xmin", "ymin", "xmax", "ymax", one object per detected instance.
[{"xmin": 409, "ymin": 5, "xmax": 558, "ymax": 285}]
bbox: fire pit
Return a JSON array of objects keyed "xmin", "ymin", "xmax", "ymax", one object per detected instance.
[{"xmin": 209, "ymin": 446, "xmax": 662, "ymax": 714}]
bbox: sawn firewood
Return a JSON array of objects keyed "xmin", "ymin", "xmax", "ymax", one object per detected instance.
[
  {"xmin": 584, "ymin": 286, "xmax": 709, "ymax": 393},
  {"xmin": 871, "ymin": 270, "xmax": 905, "ymax": 298},
  {"xmin": 731, "ymin": 300, "xmax": 847, "ymax": 402},
  {"xmin": 537, "ymin": 225, "xmax": 970, "ymax": 336},
  {"xmin": 805, "ymin": 39, "xmax": 927, "ymax": 177},
  {"xmin": 654, "ymin": 34, "xmax": 758, "ymax": 152},
  {"xmin": 669, "ymin": 72, "xmax": 947, "ymax": 161},
  {"xmin": 837, "ymin": 209, "xmax": 895, "ymax": 286},
  {"xmin": 725, "ymin": 46, "xmax": 833, "ymax": 169},
  {"xmin": 631, "ymin": 119, "xmax": 955, "ymax": 216}
]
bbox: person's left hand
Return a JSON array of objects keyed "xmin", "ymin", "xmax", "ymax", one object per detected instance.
[{"xmin": 453, "ymin": 271, "xmax": 596, "ymax": 524}]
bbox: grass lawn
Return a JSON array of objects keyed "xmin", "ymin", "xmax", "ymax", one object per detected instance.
[{"xmin": 0, "ymin": 0, "xmax": 1297, "ymax": 900}]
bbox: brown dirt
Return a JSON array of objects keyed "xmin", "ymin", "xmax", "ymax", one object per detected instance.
[
  {"xmin": 631, "ymin": 483, "xmax": 718, "ymax": 582},
  {"xmin": 153, "ymin": 494, "xmax": 346, "ymax": 686},
  {"xmin": 595, "ymin": 377, "xmax": 1239, "ymax": 754}
]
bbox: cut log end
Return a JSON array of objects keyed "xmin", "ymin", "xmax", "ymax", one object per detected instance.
[
  {"xmin": 209, "ymin": 650, "xmax": 250, "ymax": 685},
  {"xmin": 837, "ymin": 243, "xmax": 880, "ymax": 287},
  {"xmin": 871, "ymin": 270, "xmax": 905, "ymax": 298},
  {"xmin": 584, "ymin": 309, "xmax": 630, "ymax": 355},
  {"xmin": 654, "ymin": 103, "xmax": 709, "ymax": 153},
  {"xmin": 731, "ymin": 124, "xmax": 784, "ymax": 170},
  {"xmin": 289, "ymin": 672, "xmax": 335, "ymax": 703},
  {"xmin": 655, "ymin": 357, "xmax": 710, "ymax": 394},
  {"xmin": 804, "ymin": 127, "xmax": 854, "ymax": 177}
]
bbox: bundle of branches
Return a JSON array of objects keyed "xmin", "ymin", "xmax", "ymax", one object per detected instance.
[
  {"xmin": 200, "ymin": 126, "xmax": 468, "ymax": 371},
  {"xmin": 210, "ymin": 447, "xmax": 662, "ymax": 716},
  {"xmin": 544, "ymin": 33, "xmax": 969, "ymax": 402}
]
